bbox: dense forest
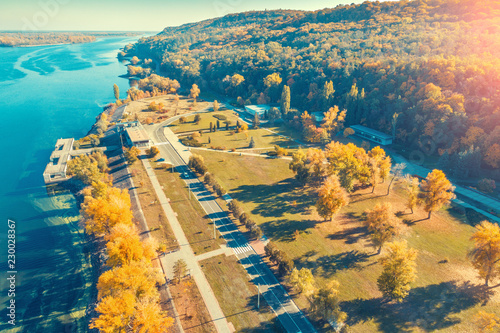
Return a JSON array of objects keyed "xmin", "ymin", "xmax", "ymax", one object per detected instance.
[
  {"xmin": 0, "ymin": 32, "xmax": 142, "ymax": 47},
  {"xmin": 125, "ymin": 0, "xmax": 500, "ymax": 176}
]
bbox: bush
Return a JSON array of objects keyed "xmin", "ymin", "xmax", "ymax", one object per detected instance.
[
  {"xmin": 213, "ymin": 114, "xmax": 227, "ymax": 120},
  {"xmin": 188, "ymin": 154, "xmax": 208, "ymax": 174},
  {"xmin": 181, "ymin": 138, "xmax": 203, "ymax": 147},
  {"xmin": 477, "ymin": 178, "xmax": 496, "ymax": 194},
  {"xmin": 228, "ymin": 200, "xmax": 243, "ymax": 219},
  {"xmin": 250, "ymin": 225, "xmax": 263, "ymax": 239},
  {"xmin": 146, "ymin": 146, "xmax": 160, "ymax": 158},
  {"xmin": 194, "ymin": 114, "xmax": 201, "ymax": 124},
  {"xmin": 265, "ymin": 242, "xmax": 278, "ymax": 261},
  {"xmin": 124, "ymin": 146, "xmax": 140, "ymax": 164}
]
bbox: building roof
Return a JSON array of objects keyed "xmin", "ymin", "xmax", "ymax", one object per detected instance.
[
  {"xmin": 350, "ymin": 125, "xmax": 392, "ymax": 140},
  {"xmin": 43, "ymin": 138, "xmax": 74, "ymax": 176},
  {"xmin": 244, "ymin": 104, "xmax": 271, "ymax": 115},
  {"xmin": 125, "ymin": 127, "xmax": 150, "ymax": 143}
]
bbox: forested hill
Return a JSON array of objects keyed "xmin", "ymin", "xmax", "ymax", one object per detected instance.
[{"xmin": 127, "ymin": 0, "xmax": 500, "ymax": 175}]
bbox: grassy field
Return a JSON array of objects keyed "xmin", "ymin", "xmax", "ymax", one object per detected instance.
[
  {"xmin": 195, "ymin": 150, "xmax": 500, "ymax": 333},
  {"xmin": 129, "ymin": 156, "xmax": 178, "ymax": 251},
  {"xmin": 168, "ymin": 109, "xmax": 241, "ymax": 134},
  {"xmin": 151, "ymin": 161, "xmax": 226, "ymax": 255},
  {"xmin": 200, "ymin": 128, "xmax": 297, "ymax": 150},
  {"xmin": 125, "ymin": 94, "xmax": 209, "ymax": 124},
  {"xmin": 199, "ymin": 254, "xmax": 282, "ymax": 332}
]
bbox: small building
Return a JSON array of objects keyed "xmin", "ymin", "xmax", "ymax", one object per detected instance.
[
  {"xmin": 116, "ymin": 121, "xmax": 139, "ymax": 132},
  {"xmin": 244, "ymin": 105, "xmax": 271, "ymax": 117},
  {"xmin": 43, "ymin": 138, "xmax": 74, "ymax": 184},
  {"xmin": 124, "ymin": 126, "xmax": 152, "ymax": 148},
  {"xmin": 350, "ymin": 125, "xmax": 393, "ymax": 145}
]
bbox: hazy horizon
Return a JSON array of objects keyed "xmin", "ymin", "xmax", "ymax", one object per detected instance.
[{"xmin": 0, "ymin": 0, "xmax": 397, "ymax": 32}]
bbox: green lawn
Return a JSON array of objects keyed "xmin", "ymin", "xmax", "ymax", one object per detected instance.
[
  {"xmin": 195, "ymin": 150, "xmax": 500, "ymax": 333},
  {"xmin": 168, "ymin": 110, "xmax": 242, "ymax": 134},
  {"xmin": 151, "ymin": 161, "xmax": 225, "ymax": 255},
  {"xmin": 202, "ymin": 128, "xmax": 296, "ymax": 150},
  {"xmin": 199, "ymin": 254, "xmax": 282, "ymax": 332}
]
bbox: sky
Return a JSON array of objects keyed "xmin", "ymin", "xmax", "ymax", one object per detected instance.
[{"xmin": 0, "ymin": 0, "xmax": 396, "ymax": 32}]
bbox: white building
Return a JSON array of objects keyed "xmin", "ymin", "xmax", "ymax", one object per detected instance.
[
  {"xmin": 43, "ymin": 138, "xmax": 74, "ymax": 184},
  {"xmin": 244, "ymin": 105, "xmax": 271, "ymax": 117},
  {"xmin": 124, "ymin": 126, "xmax": 152, "ymax": 148}
]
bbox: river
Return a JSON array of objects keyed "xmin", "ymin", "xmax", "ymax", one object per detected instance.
[{"xmin": 0, "ymin": 36, "xmax": 143, "ymax": 332}]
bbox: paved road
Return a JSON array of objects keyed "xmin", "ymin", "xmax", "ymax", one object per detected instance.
[
  {"xmin": 145, "ymin": 113, "xmax": 317, "ymax": 333},
  {"xmin": 391, "ymin": 153, "xmax": 500, "ymax": 224}
]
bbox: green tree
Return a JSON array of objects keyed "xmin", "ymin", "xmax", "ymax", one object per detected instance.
[
  {"xmin": 377, "ymin": 240, "xmax": 418, "ymax": 302},
  {"xmin": 281, "ymin": 85, "xmax": 291, "ymax": 115}
]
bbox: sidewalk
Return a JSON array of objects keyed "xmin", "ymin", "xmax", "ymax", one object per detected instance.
[{"xmin": 141, "ymin": 158, "xmax": 232, "ymax": 333}]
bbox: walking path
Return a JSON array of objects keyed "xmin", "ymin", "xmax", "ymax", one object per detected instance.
[
  {"xmin": 144, "ymin": 116, "xmax": 317, "ymax": 333},
  {"xmin": 141, "ymin": 158, "xmax": 232, "ymax": 333},
  {"xmin": 195, "ymin": 245, "xmax": 234, "ymax": 261},
  {"xmin": 190, "ymin": 147, "xmax": 293, "ymax": 160}
]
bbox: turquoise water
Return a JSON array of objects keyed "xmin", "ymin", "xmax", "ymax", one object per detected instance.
[{"xmin": 0, "ymin": 37, "xmax": 140, "ymax": 332}]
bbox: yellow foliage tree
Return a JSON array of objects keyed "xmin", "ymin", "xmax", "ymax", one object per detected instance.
[
  {"xmin": 190, "ymin": 83, "xmax": 200, "ymax": 102},
  {"xmin": 365, "ymin": 203, "xmax": 401, "ymax": 254},
  {"xmin": 377, "ymin": 240, "xmax": 418, "ymax": 302},
  {"xmin": 105, "ymin": 223, "xmax": 156, "ymax": 267},
  {"xmin": 263, "ymin": 72, "xmax": 282, "ymax": 87},
  {"xmin": 419, "ymin": 169, "xmax": 455, "ymax": 219},
  {"xmin": 469, "ymin": 221, "xmax": 500, "ymax": 286},
  {"xmin": 310, "ymin": 280, "xmax": 347, "ymax": 325},
  {"xmin": 325, "ymin": 141, "xmax": 369, "ymax": 191},
  {"xmin": 132, "ymin": 298, "xmax": 174, "ymax": 332},
  {"xmin": 81, "ymin": 187, "xmax": 133, "ymax": 236},
  {"xmin": 316, "ymin": 175, "xmax": 349, "ymax": 222},
  {"xmin": 403, "ymin": 175, "xmax": 420, "ymax": 214},
  {"xmin": 473, "ymin": 310, "xmax": 500, "ymax": 332},
  {"xmin": 97, "ymin": 260, "xmax": 162, "ymax": 300},
  {"xmin": 289, "ymin": 267, "xmax": 316, "ymax": 297},
  {"xmin": 89, "ymin": 292, "xmax": 136, "ymax": 333},
  {"xmin": 484, "ymin": 143, "xmax": 500, "ymax": 169}
]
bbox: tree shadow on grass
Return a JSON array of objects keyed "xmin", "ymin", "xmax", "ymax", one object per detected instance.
[
  {"xmin": 260, "ymin": 219, "xmax": 317, "ymax": 243},
  {"xmin": 328, "ymin": 224, "xmax": 369, "ymax": 245},
  {"xmin": 230, "ymin": 179, "xmax": 316, "ymax": 219},
  {"xmin": 298, "ymin": 250, "xmax": 372, "ymax": 278},
  {"xmin": 342, "ymin": 280, "xmax": 495, "ymax": 333}
]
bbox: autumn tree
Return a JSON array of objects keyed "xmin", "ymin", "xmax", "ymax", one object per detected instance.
[
  {"xmin": 264, "ymin": 72, "xmax": 282, "ymax": 88},
  {"xmin": 67, "ymin": 154, "xmax": 107, "ymax": 185},
  {"xmin": 307, "ymin": 148, "xmax": 326, "ymax": 182},
  {"xmin": 469, "ymin": 221, "xmax": 500, "ymax": 286},
  {"xmin": 377, "ymin": 240, "xmax": 418, "ymax": 302},
  {"xmin": 325, "ymin": 141, "xmax": 369, "ymax": 191},
  {"xmin": 310, "ymin": 280, "xmax": 347, "ymax": 326},
  {"xmin": 132, "ymin": 298, "xmax": 174, "ymax": 332},
  {"xmin": 322, "ymin": 80, "xmax": 335, "ymax": 109},
  {"xmin": 316, "ymin": 175, "xmax": 349, "ymax": 222},
  {"xmin": 473, "ymin": 311, "xmax": 500, "ymax": 332},
  {"xmin": 97, "ymin": 260, "xmax": 162, "ymax": 300},
  {"xmin": 289, "ymin": 148, "xmax": 309, "ymax": 183},
  {"xmin": 113, "ymin": 84, "xmax": 119, "ymax": 100},
  {"xmin": 146, "ymin": 145, "xmax": 160, "ymax": 158},
  {"xmin": 213, "ymin": 100, "xmax": 219, "ymax": 112},
  {"xmin": 368, "ymin": 146, "xmax": 392, "ymax": 183},
  {"xmin": 81, "ymin": 187, "xmax": 133, "ymax": 236},
  {"xmin": 124, "ymin": 146, "xmax": 140, "ymax": 164},
  {"xmin": 90, "ymin": 293, "xmax": 136, "ymax": 332},
  {"xmin": 419, "ymin": 169, "xmax": 455, "ymax": 219},
  {"xmin": 252, "ymin": 112, "xmax": 260, "ymax": 129},
  {"xmin": 387, "ymin": 163, "xmax": 406, "ymax": 195},
  {"xmin": 403, "ymin": 175, "xmax": 420, "ymax": 214},
  {"xmin": 365, "ymin": 203, "xmax": 401, "ymax": 254},
  {"xmin": 190, "ymin": 83, "xmax": 200, "ymax": 103},
  {"xmin": 289, "ymin": 267, "xmax": 316, "ymax": 297},
  {"xmin": 173, "ymin": 259, "xmax": 188, "ymax": 283},
  {"xmin": 281, "ymin": 85, "xmax": 291, "ymax": 115},
  {"xmin": 231, "ymin": 73, "xmax": 244, "ymax": 87},
  {"xmin": 105, "ymin": 223, "xmax": 156, "ymax": 267},
  {"xmin": 321, "ymin": 106, "xmax": 346, "ymax": 138},
  {"xmin": 484, "ymin": 144, "xmax": 500, "ymax": 169}
]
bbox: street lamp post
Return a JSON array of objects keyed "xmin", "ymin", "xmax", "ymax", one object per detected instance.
[{"xmin": 257, "ymin": 284, "xmax": 260, "ymax": 309}]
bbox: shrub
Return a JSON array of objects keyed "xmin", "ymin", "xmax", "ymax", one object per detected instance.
[
  {"xmin": 146, "ymin": 146, "xmax": 160, "ymax": 158},
  {"xmin": 477, "ymin": 178, "xmax": 496, "ymax": 194},
  {"xmin": 181, "ymin": 138, "xmax": 203, "ymax": 147},
  {"xmin": 213, "ymin": 114, "xmax": 227, "ymax": 121}
]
